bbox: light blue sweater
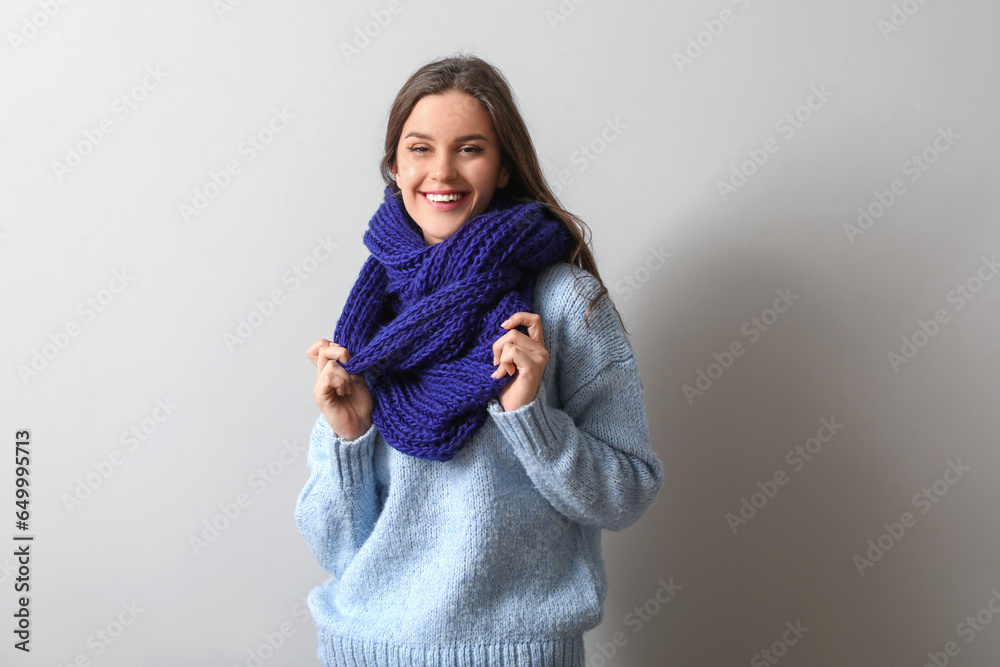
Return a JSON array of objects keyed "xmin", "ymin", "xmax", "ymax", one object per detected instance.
[{"xmin": 295, "ymin": 261, "xmax": 664, "ymax": 666}]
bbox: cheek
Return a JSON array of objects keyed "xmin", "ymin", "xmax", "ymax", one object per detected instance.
[
  {"xmin": 395, "ymin": 153, "xmax": 416, "ymax": 176},
  {"xmin": 470, "ymin": 163, "xmax": 501, "ymax": 188}
]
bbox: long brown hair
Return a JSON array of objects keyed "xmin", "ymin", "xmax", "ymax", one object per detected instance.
[{"xmin": 379, "ymin": 53, "xmax": 628, "ymax": 334}]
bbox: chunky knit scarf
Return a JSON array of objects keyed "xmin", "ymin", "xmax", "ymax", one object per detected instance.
[{"xmin": 332, "ymin": 183, "xmax": 571, "ymax": 461}]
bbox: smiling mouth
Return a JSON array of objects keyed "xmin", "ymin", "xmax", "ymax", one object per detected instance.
[{"xmin": 421, "ymin": 192, "xmax": 468, "ymax": 203}]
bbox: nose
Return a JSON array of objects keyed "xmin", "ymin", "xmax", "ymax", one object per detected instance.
[{"xmin": 431, "ymin": 150, "xmax": 457, "ymax": 183}]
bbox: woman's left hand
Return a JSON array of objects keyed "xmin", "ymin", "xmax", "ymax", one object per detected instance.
[{"xmin": 491, "ymin": 312, "xmax": 548, "ymax": 412}]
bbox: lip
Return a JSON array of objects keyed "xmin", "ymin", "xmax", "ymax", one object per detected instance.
[{"xmin": 420, "ymin": 190, "xmax": 469, "ymax": 211}]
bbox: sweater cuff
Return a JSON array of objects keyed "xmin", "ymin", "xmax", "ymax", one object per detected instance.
[
  {"xmin": 486, "ymin": 381, "xmax": 559, "ymax": 462},
  {"xmin": 317, "ymin": 416, "xmax": 378, "ymax": 487}
]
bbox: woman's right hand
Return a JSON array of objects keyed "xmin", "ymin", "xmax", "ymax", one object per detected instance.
[{"xmin": 306, "ymin": 339, "xmax": 374, "ymax": 441}]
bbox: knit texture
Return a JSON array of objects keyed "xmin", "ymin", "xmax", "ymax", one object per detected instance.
[
  {"xmin": 332, "ymin": 184, "xmax": 571, "ymax": 461},
  {"xmin": 296, "ymin": 261, "xmax": 664, "ymax": 667}
]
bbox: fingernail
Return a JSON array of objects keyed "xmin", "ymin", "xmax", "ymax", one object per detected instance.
[{"xmin": 500, "ymin": 318, "xmax": 510, "ymax": 327}]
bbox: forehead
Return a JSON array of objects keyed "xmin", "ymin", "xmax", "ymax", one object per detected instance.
[{"xmin": 401, "ymin": 91, "xmax": 496, "ymax": 139}]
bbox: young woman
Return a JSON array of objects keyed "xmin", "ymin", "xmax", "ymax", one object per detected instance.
[{"xmin": 296, "ymin": 53, "xmax": 663, "ymax": 667}]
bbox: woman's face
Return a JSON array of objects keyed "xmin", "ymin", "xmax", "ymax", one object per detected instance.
[{"xmin": 392, "ymin": 90, "xmax": 510, "ymax": 245}]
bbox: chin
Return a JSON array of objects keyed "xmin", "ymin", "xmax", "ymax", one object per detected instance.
[{"xmin": 427, "ymin": 225, "xmax": 463, "ymax": 243}]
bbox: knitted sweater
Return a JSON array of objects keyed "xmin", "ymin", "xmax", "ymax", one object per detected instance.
[{"xmin": 295, "ymin": 261, "xmax": 664, "ymax": 667}]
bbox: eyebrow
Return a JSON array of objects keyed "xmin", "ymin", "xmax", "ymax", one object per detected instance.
[{"xmin": 403, "ymin": 132, "xmax": 490, "ymax": 143}]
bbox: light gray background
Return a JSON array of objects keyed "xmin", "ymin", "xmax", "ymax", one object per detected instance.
[{"xmin": 2, "ymin": 0, "xmax": 998, "ymax": 665}]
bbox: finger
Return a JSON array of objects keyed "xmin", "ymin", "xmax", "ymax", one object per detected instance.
[
  {"xmin": 492, "ymin": 329, "xmax": 524, "ymax": 365},
  {"xmin": 306, "ymin": 338, "xmax": 330, "ymax": 366},
  {"xmin": 492, "ymin": 342, "xmax": 519, "ymax": 378},
  {"xmin": 494, "ymin": 338, "xmax": 549, "ymax": 379},
  {"xmin": 320, "ymin": 359, "xmax": 351, "ymax": 396},
  {"xmin": 492, "ymin": 327, "xmax": 545, "ymax": 365},
  {"xmin": 310, "ymin": 340, "xmax": 352, "ymax": 364},
  {"xmin": 490, "ymin": 355, "xmax": 508, "ymax": 378},
  {"xmin": 316, "ymin": 345, "xmax": 350, "ymax": 382},
  {"xmin": 491, "ymin": 331, "xmax": 512, "ymax": 365},
  {"xmin": 318, "ymin": 343, "xmax": 351, "ymax": 365},
  {"xmin": 309, "ymin": 339, "xmax": 343, "ymax": 369},
  {"xmin": 502, "ymin": 312, "xmax": 544, "ymax": 345}
]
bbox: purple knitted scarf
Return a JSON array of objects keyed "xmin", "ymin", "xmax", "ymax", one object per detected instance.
[{"xmin": 332, "ymin": 183, "xmax": 571, "ymax": 461}]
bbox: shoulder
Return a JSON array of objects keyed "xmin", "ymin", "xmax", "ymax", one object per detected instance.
[
  {"xmin": 535, "ymin": 261, "xmax": 603, "ymax": 305},
  {"xmin": 533, "ymin": 261, "xmax": 635, "ymax": 371}
]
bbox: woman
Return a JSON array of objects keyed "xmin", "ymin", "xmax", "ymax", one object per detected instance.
[{"xmin": 296, "ymin": 53, "xmax": 663, "ymax": 667}]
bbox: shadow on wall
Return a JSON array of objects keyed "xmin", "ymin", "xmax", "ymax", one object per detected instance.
[{"xmin": 600, "ymin": 152, "xmax": 967, "ymax": 666}]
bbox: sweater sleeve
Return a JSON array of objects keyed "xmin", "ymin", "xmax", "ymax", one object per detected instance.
[
  {"xmin": 294, "ymin": 413, "xmax": 381, "ymax": 578},
  {"xmin": 486, "ymin": 283, "xmax": 663, "ymax": 532}
]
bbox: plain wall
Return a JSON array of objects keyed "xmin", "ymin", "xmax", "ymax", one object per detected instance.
[{"xmin": 2, "ymin": 0, "xmax": 998, "ymax": 665}]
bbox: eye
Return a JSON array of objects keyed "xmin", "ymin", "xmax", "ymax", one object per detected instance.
[
  {"xmin": 407, "ymin": 146, "xmax": 429, "ymax": 154},
  {"xmin": 461, "ymin": 146, "xmax": 484, "ymax": 153}
]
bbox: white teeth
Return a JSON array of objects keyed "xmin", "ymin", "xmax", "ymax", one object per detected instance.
[{"xmin": 425, "ymin": 193, "xmax": 464, "ymax": 202}]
